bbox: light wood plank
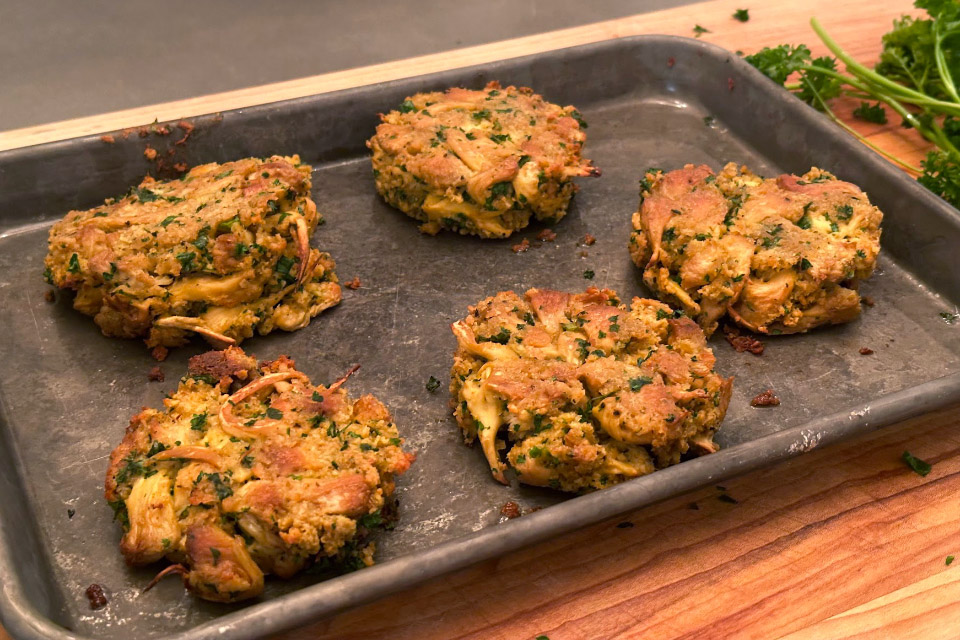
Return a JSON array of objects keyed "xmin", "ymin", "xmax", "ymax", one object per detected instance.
[{"xmin": 282, "ymin": 404, "xmax": 960, "ymax": 640}]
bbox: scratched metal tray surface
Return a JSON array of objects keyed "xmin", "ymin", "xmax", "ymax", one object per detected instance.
[{"xmin": 1, "ymin": 36, "xmax": 960, "ymax": 640}]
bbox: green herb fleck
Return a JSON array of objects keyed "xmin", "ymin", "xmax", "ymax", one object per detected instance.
[
  {"xmin": 569, "ymin": 109, "xmax": 588, "ymax": 129},
  {"xmin": 133, "ymin": 187, "xmax": 159, "ymax": 202},
  {"xmin": 176, "ymin": 252, "xmax": 196, "ymax": 272},
  {"xmin": 102, "ymin": 262, "xmax": 117, "ymax": 281},
  {"xmin": 275, "ymin": 255, "xmax": 297, "ymax": 283},
  {"xmin": 477, "ymin": 328, "xmax": 511, "ymax": 344},
  {"xmin": 902, "ymin": 450, "xmax": 932, "ymax": 477}
]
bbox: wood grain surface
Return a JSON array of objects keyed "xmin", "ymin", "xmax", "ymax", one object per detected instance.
[
  {"xmin": 295, "ymin": 404, "xmax": 960, "ymax": 640},
  {"xmin": 4, "ymin": 1, "xmax": 959, "ymax": 639}
]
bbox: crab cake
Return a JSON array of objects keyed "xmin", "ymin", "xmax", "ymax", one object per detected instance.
[
  {"xmin": 45, "ymin": 155, "xmax": 341, "ymax": 352},
  {"xmin": 629, "ymin": 163, "xmax": 883, "ymax": 336},
  {"xmin": 367, "ymin": 81, "xmax": 599, "ymax": 238},
  {"xmin": 105, "ymin": 347, "xmax": 414, "ymax": 603},
  {"xmin": 450, "ymin": 287, "xmax": 731, "ymax": 493}
]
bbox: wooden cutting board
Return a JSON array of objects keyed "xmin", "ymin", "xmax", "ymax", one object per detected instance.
[{"xmin": 4, "ymin": 1, "xmax": 959, "ymax": 639}]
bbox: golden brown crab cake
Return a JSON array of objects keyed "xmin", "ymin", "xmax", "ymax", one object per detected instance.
[
  {"xmin": 367, "ymin": 81, "xmax": 599, "ymax": 238},
  {"xmin": 104, "ymin": 347, "xmax": 414, "ymax": 603},
  {"xmin": 450, "ymin": 287, "xmax": 731, "ymax": 493},
  {"xmin": 629, "ymin": 162, "xmax": 883, "ymax": 336},
  {"xmin": 45, "ymin": 155, "xmax": 341, "ymax": 352}
]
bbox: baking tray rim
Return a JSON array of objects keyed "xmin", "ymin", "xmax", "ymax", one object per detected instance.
[{"xmin": 2, "ymin": 33, "xmax": 959, "ymax": 640}]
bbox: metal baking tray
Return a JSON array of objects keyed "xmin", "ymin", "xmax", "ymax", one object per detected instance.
[{"xmin": 1, "ymin": 35, "xmax": 959, "ymax": 640}]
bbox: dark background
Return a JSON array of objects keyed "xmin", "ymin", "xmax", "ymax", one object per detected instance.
[{"xmin": 1, "ymin": 0, "xmax": 693, "ymax": 129}]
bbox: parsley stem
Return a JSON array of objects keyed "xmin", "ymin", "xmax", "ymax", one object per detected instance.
[
  {"xmin": 934, "ymin": 24, "xmax": 960, "ymax": 104},
  {"xmin": 811, "ymin": 18, "xmax": 960, "ymax": 114},
  {"xmin": 802, "ymin": 75, "xmax": 920, "ymax": 173}
]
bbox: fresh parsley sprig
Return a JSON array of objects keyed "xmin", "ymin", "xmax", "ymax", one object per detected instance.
[{"xmin": 744, "ymin": 1, "xmax": 960, "ymax": 207}]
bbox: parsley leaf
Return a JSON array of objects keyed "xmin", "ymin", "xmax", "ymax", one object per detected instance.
[
  {"xmin": 919, "ymin": 150, "xmax": 960, "ymax": 208},
  {"xmin": 853, "ymin": 101, "xmax": 888, "ymax": 124},
  {"xmin": 745, "ymin": 44, "xmax": 812, "ymax": 85}
]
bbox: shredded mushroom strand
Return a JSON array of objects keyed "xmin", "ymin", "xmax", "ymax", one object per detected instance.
[
  {"xmin": 328, "ymin": 364, "xmax": 360, "ymax": 393},
  {"xmin": 294, "ymin": 216, "xmax": 311, "ymax": 285},
  {"xmin": 218, "ymin": 371, "xmax": 310, "ymax": 438},
  {"xmin": 154, "ymin": 316, "xmax": 237, "ymax": 346},
  {"xmin": 142, "ymin": 563, "xmax": 187, "ymax": 594}
]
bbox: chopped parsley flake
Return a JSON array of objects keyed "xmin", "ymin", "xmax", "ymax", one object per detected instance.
[
  {"xmin": 901, "ymin": 450, "xmax": 932, "ymax": 476},
  {"xmin": 176, "ymin": 252, "xmax": 196, "ymax": 272},
  {"xmin": 477, "ymin": 328, "xmax": 511, "ymax": 344},
  {"xmin": 190, "ymin": 413, "xmax": 208, "ymax": 431},
  {"xmin": 133, "ymin": 187, "xmax": 159, "ymax": 203},
  {"xmin": 274, "ymin": 255, "xmax": 297, "ymax": 283}
]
